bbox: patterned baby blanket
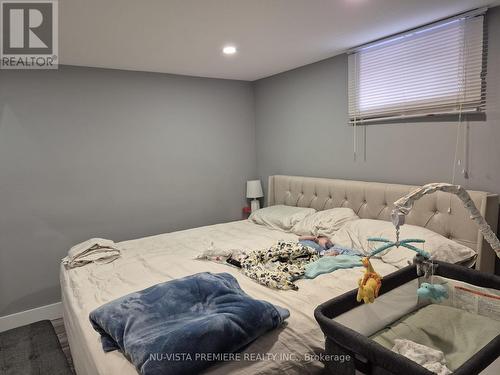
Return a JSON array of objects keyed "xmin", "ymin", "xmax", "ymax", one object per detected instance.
[{"xmin": 241, "ymin": 241, "xmax": 318, "ymax": 290}]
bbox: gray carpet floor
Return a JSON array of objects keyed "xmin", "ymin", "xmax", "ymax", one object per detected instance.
[{"xmin": 0, "ymin": 320, "xmax": 74, "ymax": 375}]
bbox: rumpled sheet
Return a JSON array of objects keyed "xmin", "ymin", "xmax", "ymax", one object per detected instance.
[
  {"xmin": 391, "ymin": 339, "xmax": 452, "ymax": 375},
  {"xmin": 62, "ymin": 238, "xmax": 120, "ymax": 268},
  {"xmin": 89, "ymin": 272, "xmax": 289, "ymax": 375}
]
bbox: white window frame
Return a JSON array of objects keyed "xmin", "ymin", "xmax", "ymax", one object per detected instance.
[{"xmin": 348, "ymin": 8, "xmax": 487, "ymax": 125}]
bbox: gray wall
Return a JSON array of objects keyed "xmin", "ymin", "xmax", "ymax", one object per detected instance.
[
  {"xmin": 2, "ymin": 8, "xmax": 500, "ymax": 317},
  {"xmin": 255, "ymin": 6, "xmax": 500, "ymax": 199},
  {"xmin": 0, "ymin": 66, "xmax": 256, "ymax": 316}
]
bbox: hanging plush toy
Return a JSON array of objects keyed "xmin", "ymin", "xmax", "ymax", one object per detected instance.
[
  {"xmin": 417, "ymin": 282, "xmax": 449, "ymax": 303},
  {"xmin": 357, "ymin": 257, "xmax": 382, "ymax": 304}
]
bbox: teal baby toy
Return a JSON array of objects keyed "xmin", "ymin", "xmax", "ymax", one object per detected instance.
[
  {"xmin": 366, "ymin": 237, "xmax": 449, "ymax": 304},
  {"xmin": 417, "ymin": 282, "xmax": 449, "ymax": 303}
]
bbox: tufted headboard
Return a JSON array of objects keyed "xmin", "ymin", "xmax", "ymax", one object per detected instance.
[{"xmin": 267, "ymin": 175, "xmax": 499, "ymax": 273}]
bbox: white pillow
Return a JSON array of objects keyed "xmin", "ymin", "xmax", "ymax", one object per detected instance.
[
  {"xmin": 291, "ymin": 208, "xmax": 359, "ymax": 237},
  {"xmin": 249, "ymin": 205, "xmax": 316, "ymax": 231},
  {"xmin": 331, "ymin": 219, "xmax": 477, "ymax": 268}
]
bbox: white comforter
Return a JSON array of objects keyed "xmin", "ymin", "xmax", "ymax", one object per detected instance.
[{"xmin": 60, "ymin": 220, "xmax": 398, "ymax": 375}]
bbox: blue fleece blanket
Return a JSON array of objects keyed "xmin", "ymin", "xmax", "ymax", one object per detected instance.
[{"xmin": 89, "ymin": 272, "xmax": 289, "ymax": 375}]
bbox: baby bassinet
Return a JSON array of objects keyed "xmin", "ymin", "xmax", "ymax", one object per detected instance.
[{"xmin": 314, "ymin": 261, "xmax": 500, "ymax": 375}]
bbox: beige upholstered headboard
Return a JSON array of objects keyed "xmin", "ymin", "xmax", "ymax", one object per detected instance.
[{"xmin": 268, "ymin": 175, "xmax": 499, "ymax": 273}]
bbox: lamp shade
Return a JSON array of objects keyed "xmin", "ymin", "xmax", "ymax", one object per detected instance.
[{"xmin": 246, "ymin": 180, "xmax": 263, "ymax": 199}]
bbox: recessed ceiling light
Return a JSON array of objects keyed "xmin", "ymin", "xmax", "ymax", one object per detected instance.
[{"xmin": 222, "ymin": 45, "xmax": 237, "ymax": 55}]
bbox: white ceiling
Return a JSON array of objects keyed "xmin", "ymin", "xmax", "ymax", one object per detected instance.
[{"xmin": 60, "ymin": 0, "xmax": 497, "ymax": 81}]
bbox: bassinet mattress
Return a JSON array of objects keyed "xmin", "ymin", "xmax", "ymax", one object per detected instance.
[
  {"xmin": 60, "ymin": 219, "xmax": 398, "ymax": 375},
  {"xmin": 371, "ymin": 304, "xmax": 500, "ymax": 371}
]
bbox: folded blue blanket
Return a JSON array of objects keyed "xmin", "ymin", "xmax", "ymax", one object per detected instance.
[
  {"xmin": 304, "ymin": 255, "xmax": 362, "ymax": 279},
  {"xmin": 89, "ymin": 272, "xmax": 289, "ymax": 375}
]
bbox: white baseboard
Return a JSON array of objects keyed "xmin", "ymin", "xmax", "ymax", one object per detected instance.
[{"xmin": 0, "ymin": 302, "xmax": 62, "ymax": 333}]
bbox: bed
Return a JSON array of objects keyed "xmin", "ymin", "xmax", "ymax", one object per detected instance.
[{"xmin": 60, "ymin": 175, "xmax": 499, "ymax": 375}]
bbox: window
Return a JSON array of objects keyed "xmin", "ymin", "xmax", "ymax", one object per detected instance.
[{"xmin": 348, "ymin": 9, "xmax": 486, "ymax": 124}]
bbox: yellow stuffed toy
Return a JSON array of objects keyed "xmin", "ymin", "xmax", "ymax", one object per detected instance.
[{"xmin": 356, "ymin": 257, "xmax": 382, "ymax": 304}]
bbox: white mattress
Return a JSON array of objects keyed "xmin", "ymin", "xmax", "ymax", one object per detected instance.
[{"xmin": 60, "ymin": 220, "xmax": 399, "ymax": 375}]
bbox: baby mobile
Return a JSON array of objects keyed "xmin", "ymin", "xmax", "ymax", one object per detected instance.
[{"xmin": 356, "ymin": 183, "xmax": 500, "ymax": 304}]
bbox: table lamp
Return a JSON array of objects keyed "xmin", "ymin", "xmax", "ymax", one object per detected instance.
[{"xmin": 246, "ymin": 180, "xmax": 263, "ymax": 212}]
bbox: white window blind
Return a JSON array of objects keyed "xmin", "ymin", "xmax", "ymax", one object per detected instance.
[{"xmin": 348, "ymin": 9, "xmax": 487, "ymax": 124}]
